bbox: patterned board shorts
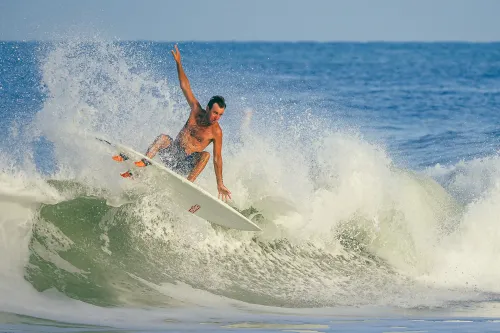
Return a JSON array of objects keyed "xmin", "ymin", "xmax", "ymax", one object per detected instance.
[{"xmin": 158, "ymin": 136, "xmax": 200, "ymax": 176}]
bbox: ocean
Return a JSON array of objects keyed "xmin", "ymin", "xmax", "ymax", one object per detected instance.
[{"xmin": 1, "ymin": 40, "xmax": 500, "ymax": 332}]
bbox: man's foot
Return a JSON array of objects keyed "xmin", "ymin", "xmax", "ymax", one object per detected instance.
[
  {"xmin": 134, "ymin": 158, "xmax": 151, "ymax": 167},
  {"xmin": 120, "ymin": 170, "xmax": 133, "ymax": 178},
  {"xmin": 112, "ymin": 153, "xmax": 129, "ymax": 162}
]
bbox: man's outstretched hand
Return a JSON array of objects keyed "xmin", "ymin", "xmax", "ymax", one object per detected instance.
[
  {"xmin": 218, "ymin": 183, "xmax": 232, "ymax": 202},
  {"xmin": 171, "ymin": 44, "xmax": 181, "ymax": 64}
]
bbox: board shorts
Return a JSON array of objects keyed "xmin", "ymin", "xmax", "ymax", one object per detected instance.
[{"xmin": 157, "ymin": 136, "xmax": 200, "ymax": 177}]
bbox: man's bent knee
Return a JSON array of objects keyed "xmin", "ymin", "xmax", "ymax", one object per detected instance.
[
  {"xmin": 146, "ymin": 134, "xmax": 172, "ymax": 159},
  {"xmin": 151, "ymin": 134, "xmax": 172, "ymax": 150},
  {"xmin": 187, "ymin": 152, "xmax": 210, "ymax": 182},
  {"xmin": 199, "ymin": 151, "xmax": 210, "ymax": 163},
  {"xmin": 156, "ymin": 134, "xmax": 172, "ymax": 146}
]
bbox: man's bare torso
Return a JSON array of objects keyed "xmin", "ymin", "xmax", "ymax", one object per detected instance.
[{"xmin": 176, "ymin": 104, "xmax": 219, "ymax": 155}]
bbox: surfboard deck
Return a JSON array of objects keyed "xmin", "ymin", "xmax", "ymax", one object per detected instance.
[{"xmin": 96, "ymin": 137, "xmax": 261, "ymax": 231}]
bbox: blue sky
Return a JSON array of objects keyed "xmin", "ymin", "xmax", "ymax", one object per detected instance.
[{"xmin": 1, "ymin": 0, "xmax": 499, "ymax": 41}]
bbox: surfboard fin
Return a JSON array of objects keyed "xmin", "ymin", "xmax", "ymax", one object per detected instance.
[
  {"xmin": 112, "ymin": 153, "xmax": 129, "ymax": 162},
  {"xmin": 134, "ymin": 158, "xmax": 151, "ymax": 167},
  {"xmin": 120, "ymin": 170, "xmax": 133, "ymax": 178}
]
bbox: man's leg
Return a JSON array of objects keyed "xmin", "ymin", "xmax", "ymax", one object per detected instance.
[
  {"xmin": 135, "ymin": 134, "xmax": 172, "ymax": 167},
  {"xmin": 187, "ymin": 152, "xmax": 210, "ymax": 182},
  {"xmin": 145, "ymin": 134, "xmax": 172, "ymax": 158},
  {"xmin": 117, "ymin": 134, "xmax": 173, "ymax": 178}
]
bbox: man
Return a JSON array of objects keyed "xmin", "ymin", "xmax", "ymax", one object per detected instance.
[{"xmin": 116, "ymin": 45, "xmax": 231, "ymax": 202}]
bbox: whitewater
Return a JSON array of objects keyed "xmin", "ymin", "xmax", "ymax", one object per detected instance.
[{"xmin": 1, "ymin": 39, "xmax": 500, "ymax": 331}]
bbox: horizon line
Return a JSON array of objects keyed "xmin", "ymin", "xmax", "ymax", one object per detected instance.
[{"xmin": 1, "ymin": 39, "xmax": 500, "ymax": 44}]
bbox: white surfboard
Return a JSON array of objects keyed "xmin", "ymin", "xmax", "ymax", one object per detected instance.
[{"xmin": 96, "ymin": 137, "xmax": 261, "ymax": 231}]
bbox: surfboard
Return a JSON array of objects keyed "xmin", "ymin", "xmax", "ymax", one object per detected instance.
[{"xmin": 95, "ymin": 137, "xmax": 261, "ymax": 231}]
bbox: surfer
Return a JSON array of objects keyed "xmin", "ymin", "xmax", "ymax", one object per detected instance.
[{"xmin": 131, "ymin": 45, "xmax": 231, "ymax": 202}]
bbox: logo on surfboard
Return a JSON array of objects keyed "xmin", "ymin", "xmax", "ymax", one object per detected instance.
[{"xmin": 188, "ymin": 204, "xmax": 201, "ymax": 213}]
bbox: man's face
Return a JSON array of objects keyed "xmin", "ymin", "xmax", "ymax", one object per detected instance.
[{"xmin": 207, "ymin": 104, "xmax": 225, "ymax": 124}]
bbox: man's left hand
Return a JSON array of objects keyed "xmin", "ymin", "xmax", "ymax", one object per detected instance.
[{"xmin": 217, "ymin": 183, "xmax": 232, "ymax": 202}]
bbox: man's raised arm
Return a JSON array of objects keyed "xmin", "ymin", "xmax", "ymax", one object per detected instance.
[{"xmin": 171, "ymin": 45, "xmax": 198, "ymax": 110}]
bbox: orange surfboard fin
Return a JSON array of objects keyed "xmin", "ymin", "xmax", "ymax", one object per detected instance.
[
  {"xmin": 134, "ymin": 158, "xmax": 151, "ymax": 168},
  {"xmin": 112, "ymin": 153, "xmax": 129, "ymax": 162},
  {"xmin": 120, "ymin": 170, "xmax": 133, "ymax": 178}
]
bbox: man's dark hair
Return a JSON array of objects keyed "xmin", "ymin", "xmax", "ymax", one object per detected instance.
[{"xmin": 207, "ymin": 95, "xmax": 226, "ymax": 110}]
